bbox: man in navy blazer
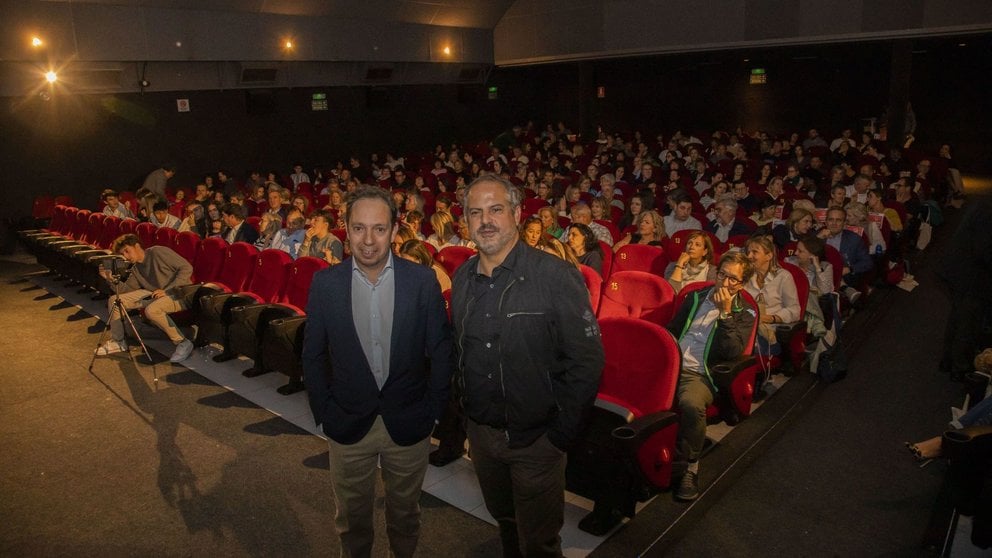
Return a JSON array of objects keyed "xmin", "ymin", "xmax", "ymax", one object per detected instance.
[
  {"xmin": 818, "ymin": 206, "xmax": 873, "ymax": 287},
  {"xmin": 220, "ymin": 203, "xmax": 260, "ymax": 245},
  {"xmin": 302, "ymin": 186, "xmax": 452, "ymax": 558}
]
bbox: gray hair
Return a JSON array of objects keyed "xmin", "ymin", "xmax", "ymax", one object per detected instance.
[
  {"xmin": 465, "ymin": 175, "xmax": 523, "ymax": 210},
  {"xmin": 714, "ymin": 195, "xmax": 738, "ymax": 212}
]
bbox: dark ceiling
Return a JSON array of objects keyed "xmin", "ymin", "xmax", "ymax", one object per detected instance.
[{"xmin": 43, "ymin": 0, "xmax": 516, "ymax": 29}]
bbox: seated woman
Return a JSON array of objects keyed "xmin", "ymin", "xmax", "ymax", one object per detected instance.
[
  {"xmin": 751, "ymin": 197, "xmax": 779, "ymax": 230},
  {"xmin": 398, "ymin": 238, "xmax": 452, "ymax": 292},
  {"xmin": 590, "ymin": 198, "xmax": 611, "ymax": 223},
  {"xmin": 772, "ymin": 208, "xmax": 816, "ymax": 249},
  {"xmin": 617, "ymin": 193, "xmax": 648, "ymax": 231},
  {"xmin": 613, "ymin": 210, "xmax": 666, "ymax": 251},
  {"xmin": 521, "ymin": 216, "xmax": 552, "ymax": 252},
  {"xmin": 666, "ymin": 231, "xmax": 718, "ymax": 293},
  {"xmin": 785, "ymin": 235, "xmax": 834, "ymax": 296},
  {"xmin": 537, "ymin": 206, "xmax": 565, "ymax": 240},
  {"xmin": 844, "ymin": 201, "xmax": 886, "ymax": 254},
  {"xmin": 291, "ymin": 194, "xmax": 310, "ymax": 217},
  {"xmin": 745, "ymin": 235, "xmax": 801, "ymax": 356},
  {"xmin": 567, "ymin": 223, "xmax": 604, "ymax": 276},
  {"xmin": 866, "ymin": 189, "xmax": 903, "ymax": 233},
  {"xmin": 426, "ymin": 211, "xmax": 461, "ymax": 251}
]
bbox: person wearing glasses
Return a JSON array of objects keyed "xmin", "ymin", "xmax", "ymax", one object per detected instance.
[{"xmin": 666, "ymin": 251, "xmax": 757, "ymax": 501}]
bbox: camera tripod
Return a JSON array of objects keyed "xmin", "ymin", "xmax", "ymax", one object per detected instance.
[{"xmin": 87, "ymin": 267, "xmax": 157, "ymax": 381}]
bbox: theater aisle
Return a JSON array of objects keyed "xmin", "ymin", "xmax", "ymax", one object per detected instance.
[
  {"xmin": 0, "ymin": 257, "xmax": 499, "ymax": 557},
  {"xmin": 649, "ymin": 183, "xmax": 991, "ymax": 556}
]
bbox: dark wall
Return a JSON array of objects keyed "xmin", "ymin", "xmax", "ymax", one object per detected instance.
[
  {"xmin": 0, "ymin": 83, "xmax": 536, "ymax": 219},
  {"xmin": 2, "ymin": 35, "xmax": 988, "ymax": 221}
]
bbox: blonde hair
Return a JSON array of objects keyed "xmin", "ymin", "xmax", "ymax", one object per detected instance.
[
  {"xmin": 746, "ymin": 234, "xmax": 781, "ymax": 272},
  {"xmin": 638, "ymin": 210, "xmax": 666, "ymax": 240}
]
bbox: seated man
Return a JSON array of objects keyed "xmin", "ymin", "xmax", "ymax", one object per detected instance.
[
  {"xmin": 569, "ymin": 202, "xmax": 614, "ymax": 245},
  {"xmin": 269, "ymin": 209, "xmax": 307, "ymax": 258},
  {"xmin": 149, "ymin": 201, "xmax": 181, "ymax": 229},
  {"xmin": 95, "ymin": 234, "xmax": 195, "ymax": 363},
  {"xmin": 298, "ymin": 209, "xmax": 343, "ymax": 265},
  {"xmin": 221, "ymin": 203, "xmax": 259, "ymax": 245},
  {"xmin": 101, "ymin": 190, "xmax": 134, "ymax": 220},
  {"xmin": 666, "ymin": 251, "xmax": 757, "ymax": 501},
  {"xmin": 663, "ymin": 190, "xmax": 702, "ymax": 234},
  {"xmin": 177, "ymin": 202, "xmax": 207, "ymax": 237},
  {"xmin": 707, "ymin": 197, "xmax": 752, "ymax": 243},
  {"xmin": 817, "ymin": 207, "xmax": 873, "ymax": 293}
]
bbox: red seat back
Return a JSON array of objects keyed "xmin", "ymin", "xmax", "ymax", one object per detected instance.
[
  {"xmin": 281, "ymin": 256, "xmax": 329, "ymax": 309},
  {"xmin": 83, "ymin": 212, "xmax": 105, "ymax": 245},
  {"xmin": 118, "ymin": 218, "xmax": 137, "ymax": 236},
  {"xmin": 598, "ymin": 317, "xmax": 680, "ymax": 416},
  {"xmin": 723, "ymin": 234, "xmax": 751, "ymax": 253},
  {"xmin": 172, "ymin": 231, "xmax": 200, "ymax": 264},
  {"xmin": 70, "ymin": 209, "xmax": 91, "ymax": 241},
  {"xmin": 244, "ymin": 249, "xmax": 294, "ymax": 302},
  {"xmin": 598, "ymin": 270, "xmax": 676, "ymax": 326},
  {"xmin": 154, "ymin": 226, "xmax": 178, "ymax": 248},
  {"xmin": 192, "ymin": 237, "xmax": 227, "ymax": 284},
  {"xmin": 32, "ymin": 196, "xmax": 55, "ymax": 220},
  {"xmin": 598, "ymin": 317, "xmax": 682, "ymax": 487},
  {"xmin": 579, "ymin": 264, "xmax": 603, "ymax": 314},
  {"xmin": 597, "ymin": 240, "xmax": 614, "ymax": 280},
  {"xmin": 612, "ymin": 244, "xmax": 669, "ymax": 277},
  {"xmin": 216, "ymin": 242, "xmax": 259, "ymax": 292},
  {"xmin": 54, "ymin": 195, "xmax": 74, "ymax": 207},
  {"xmin": 96, "ymin": 216, "xmax": 121, "ymax": 249},
  {"xmin": 135, "ymin": 222, "xmax": 156, "ymax": 247},
  {"xmin": 593, "ymin": 219, "xmax": 621, "ymax": 244},
  {"xmin": 436, "ymin": 246, "xmax": 476, "ymax": 278}
]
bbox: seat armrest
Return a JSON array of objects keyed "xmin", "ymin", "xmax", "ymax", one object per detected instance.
[
  {"xmin": 268, "ymin": 315, "xmax": 307, "ymax": 336},
  {"xmin": 611, "ymin": 411, "xmax": 678, "ymax": 452},
  {"xmin": 943, "ymin": 425, "xmax": 992, "ymax": 460},
  {"xmin": 710, "ymin": 355, "xmax": 758, "ymax": 387}
]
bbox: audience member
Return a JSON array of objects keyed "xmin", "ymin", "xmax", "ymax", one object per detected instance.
[
  {"xmin": 299, "ymin": 209, "xmax": 343, "ymax": 265},
  {"xmin": 707, "ymin": 197, "xmax": 752, "ymax": 243},
  {"xmin": 268, "ymin": 209, "xmax": 307, "ymax": 258},
  {"xmin": 666, "ymin": 231, "xmax": 718, "ymax": 292},
  {"xmin": 95, "ymin": 233, "xmax": 194, "ymax": 363},
  {"xmin": 614, "ymin": 210, "xmax": 666, "ymax": 250},
  {"xmin": 817, "ymin": 207, "xmax": 873, "ymax": 298},
  {"xmin": 149, "ymin": 201, "xmax": 181, "ymax": 229},
  {"xmin": 220, "ymin": 203, "xmax": 259, "ymax": 245},
  {"xmin": 567, "ymin": 223, "xmax": 604, "ymax": 276},
  {"xmin": 663, "ymin": 191, "xmax": 702, "ymax": 234},
  {"xmin": 101, "ymin": 190, "xmax": 134, "ymax": 220},
  {"xmin": 668, "ymin": 251, "xmax": 757, "ymax": 501},
  {"xmin": 744, "ymin": 235, "xmax": 801, "ymax": 356}
]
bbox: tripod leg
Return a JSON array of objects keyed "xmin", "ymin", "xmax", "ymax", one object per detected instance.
[
  {"xmin": 120, "ymin": 305, "xmax": 157, "ymax": 382},
  {"xmin": 87, "ymin": 315, "xmax": 114, "ymax": 372}
]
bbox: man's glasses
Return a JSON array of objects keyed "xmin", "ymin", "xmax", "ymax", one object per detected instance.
[{"xmin": 716, "ymin": 271, "xmax": 744, "ymax": 286}]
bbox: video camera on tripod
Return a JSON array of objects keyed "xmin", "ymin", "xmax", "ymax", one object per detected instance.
[{"xmin": 103, "ymin": 257, "xmax": 135, "ymax": 284}]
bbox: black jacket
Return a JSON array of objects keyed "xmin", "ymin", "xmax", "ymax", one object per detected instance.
[
  {"xmin": 452, "ymin": 241, "xmax": 604, "ymax": 450},
  {"xmin": 666, "ymin": 286, "xmax": 756, "ymax": 392}
]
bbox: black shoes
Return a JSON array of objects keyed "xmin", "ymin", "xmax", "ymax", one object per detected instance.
[
  {"xmin": 674, "ymin": 470, "xmax": 700, "ymax": 502},
  {"xmin": 428, "ymin": 448, "xmax": 465, "ymax": 467}
]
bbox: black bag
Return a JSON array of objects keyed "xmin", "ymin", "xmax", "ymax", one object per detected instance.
[
  {"xmin": 815, "ymin": 341, "xmax": 847, "ymax": 383},
  {"xmin": 811, "ymin": 292, "xmax": 848, "ymax": 383}
]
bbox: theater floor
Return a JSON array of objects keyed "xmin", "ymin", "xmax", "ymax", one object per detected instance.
[{"xmin": 1, "ymin": 179, "xmax": 987, "ymax": 556}]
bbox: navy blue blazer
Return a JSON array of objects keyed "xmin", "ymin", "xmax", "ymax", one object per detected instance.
[
  {"xmin": 834, "ymin": 229, "xmax": 874, "ymax": 276},
  {"xmin": 301, "ymin": 256, "xmax": 453, "ymax": 446}
]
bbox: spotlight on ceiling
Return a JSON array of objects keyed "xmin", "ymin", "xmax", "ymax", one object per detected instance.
[
  {"xmin": 45, "ymin": 70, "xmax": 57, "ymax": 83},
  {"xmin": 31, "ymin": 36, "xmax": 43, "ymax": 48},
  {"xmin": 443, "ymin": 45, "xmax": 451, "ymax": 55},
  {"xmin": 139, "ymin": 79, "xmax": 151, "ymax": 88},
  {"xmin": 283, "ymin": 40, "xmax": 294, "ymax": 50}
]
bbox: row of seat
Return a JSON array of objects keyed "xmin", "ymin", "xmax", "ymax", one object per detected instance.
[{"xmin": 19, "ymin": 202, "xmax": 786, "ymax": 535}]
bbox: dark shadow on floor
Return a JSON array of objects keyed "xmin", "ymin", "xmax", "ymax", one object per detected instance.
[
  {"xmin": 197, "ymin": 391, "xmax": 259, "ymax": 410},
  {"xmin": 303, "ymin": 451, "xmax": 329, "ymax": 470},
  {"xmin": 243, "ymin": 416, "xmax": 311, "ymax": 437}
]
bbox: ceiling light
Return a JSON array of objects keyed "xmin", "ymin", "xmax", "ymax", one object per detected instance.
[
  {"xmin": 45, "ymin": 71, "xmax": 57, "ymax": 83},
  {"xmin": 443, "ymin": 46, "xmax": 451, "ymax": 55},
  {"xmin": 284, "ymin": 40, "xmax": 294, "ymax": 49},
  {"xmin": 31, "ymin": 37, "xmax": 43, "ymax": 47}
]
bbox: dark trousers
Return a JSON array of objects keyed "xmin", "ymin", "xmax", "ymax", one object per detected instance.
[
  {"xmin": 941, "ymin": 287, "xmax": 987, "ymax": 378},
  {"xmin": 466, "ymin": 420, "xmax": 566, "ymax": 558}
]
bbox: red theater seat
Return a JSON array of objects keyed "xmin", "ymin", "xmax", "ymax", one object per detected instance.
[
  {"xmin": 612, "ymin": 244, "xmax": 669, "ymax": 277},
  {"xmin": 597, "ymin": 271, "xmax": 675, "ymax": 327}
]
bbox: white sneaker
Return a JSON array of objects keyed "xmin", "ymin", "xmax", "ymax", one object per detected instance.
[
  {"xmin": 169, "ymin": 339, "xmax": 194, "ymax": 363},
  {"xmin": 95, "ymin": 339, "xmax": 128, "ymax": 355}
]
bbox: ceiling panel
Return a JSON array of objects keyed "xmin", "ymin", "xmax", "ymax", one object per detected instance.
[{"xmin": 43, "ymin": 0, "xmax": 514, "ymax": 28}]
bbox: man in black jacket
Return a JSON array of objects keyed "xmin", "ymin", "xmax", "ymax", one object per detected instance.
[
  {"xmin": 452, "ymin": 175, "xmax": 604, "ymax": 558},
  {"xmin": 666, "ymin": 251, "xmax": 756, "ymax": 501}
]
